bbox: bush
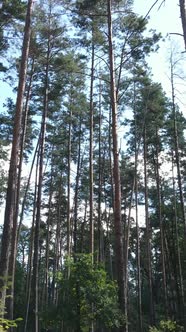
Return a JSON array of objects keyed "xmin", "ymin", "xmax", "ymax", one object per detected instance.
[{"xmin": 149, "ymin": 320, "xmax": 184, "ymax": 332}]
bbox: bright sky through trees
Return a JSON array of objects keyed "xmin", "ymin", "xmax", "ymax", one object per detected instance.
[
  {"xmin": 134, "ymin": 0, "xmax": 186, "ymax": 117},
  {"xmin": 0, "ymin": 0, "xmax": 186, "ymax": 222},
  {"xmin": 0, "ymin": 1, "xmax": 185, "ymax": 330}
]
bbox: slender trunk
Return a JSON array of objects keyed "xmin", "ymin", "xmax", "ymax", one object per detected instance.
[
  {"xmin": 17, "ymin": 137, "xmax": 39, "ymax": 240},
  {"xmin": 143, "ymin": 125, "xmax": 155, "ymax": 325},
  {"xmin": 74, "ymin": 120, "xmax": 82, "ymax": 254},
  {"xmin": 24, "ymin": 146, "xmax": 40, "ymax": 332},
  {"xmin": 124, "ymin": 182, "xmax": 134, "ymax": 332},
  {"xmin": 0, "ymin": 0, "xmax": 33, "ymax": 306},
  {"xmin": 52, "ymin": 172, "xmax": 62, "ymax": 305},
  {"xmin": 32, "ymin": 36, "xmax": 50, "ymax": 332},
  {"xmin": 89, "ymin": 36, "xmax": 95, "ymax": 325},
  {"xmin": 179, "ymin": 0, "xmax": 186, "ymax": 49},
  {"xmin": 107, "ymin": 1, "xmax": 125, "ymax": 327},
  {"xmin": 105, "ymin": 208, "xmax": 113, "ymax": 280},
  {"xmin": 171, "ymin": 58, "xmax": 186, "ymax": 232},
  {"xmin": 45, "ymin": 164, "xmax": 53, "ymax": 308},
  {"xmin": 171, "ymin": 151, "xmax": 185, "ymax": 323},
  {"xmin": 109, "ymin": 106, "xmax": 114, "ymax": 211},
  {"xmin": 98, "ymin": 78, "xmax": 103, "ymax": 263},
  {"xmin": 135, "ymin": 168, "xmax": 143, "ymax": 332},
  {"xmin": 67, "ymin": 105, "xmax": 72, "ymax": 256},
  {"xmin": 170, "ymin": 56, "xmax": 186, "ymax": 329},
  {"xmin": 134, "ymin": 81, "xmax": 143, "ymax": 332},
  {"xmin": 7, "ymin": 58, "xmax": 35, "ymax": 324},
  {"xmin": 90, "ymin": 38, "xmax": 95, "ymax": 262},
  {"xmin": 80, "ymin": 199, "xmax": 88, "ymax": 253},
  {"xmin": 155, "ymin": 128, "xmax": 168, "ymax": 318}
]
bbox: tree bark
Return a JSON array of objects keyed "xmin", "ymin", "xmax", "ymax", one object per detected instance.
[
  {"xmin": 179, "ymin": 0, "xmax": 186, "ymax": 49},
  {"xmin": 170, "ymin": 54, "xmax": 186, "ymax": 330},
  {"xmin": 6, "ymin": 57, "xmax": 35, "ymax": 324},
  {"xmin": 89, "ymin": 37, "xmax": 95, "ymax": 263},
  {"xmin": 134, "ymin": 94, "xmax": 143, "ymax": 332},
  {"xmin": 45, "ymin": 162, "xmax": 53, "ymax": 307},
  {"xmin": 67, "ymin": 102, "xmax": 72, "ymax": 256},
  {"xmin": 31, "ymin": 33, "xmax": 50, "ymax": 332},
  {"xmin": 74, "ymin": 120, "xmax": 82, "ymax": 254},
  {"xmin": 24, "ymin": 146, "xmax": 40, "ymax": 332},
  {"xmin": 98, "ymin": 76, "xmax": 103, "ymax": 263},
  {"xmin": 143, "ymin": 125, "xmax": 155, "ymax": 326},
  {"xmin": 107, "ymin": 1, "xmax": 125, "ymax": 328},
  {"xmin": 0, "ymin": 0, "xmax": 33, "ymax": 308},
  {"xmin": 155, "ymin": 127, "xmax": 168, "ymax": 318}
]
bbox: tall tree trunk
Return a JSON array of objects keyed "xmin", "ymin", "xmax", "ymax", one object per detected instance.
[
  {"xmin": 155, "ymin": 128, "xmax": 168, "ymax": 318},
  {"xmin": 98, "ymin": 77, "xmax": 103, "ymax": 263},
  {"xmin": 170, "ymin": 55, "xmax": 186, "ymax": 329},
  {"xmin": 74, "ymin": 120, "xmax": 82, "ymax": 254},
  {"xmin": 24, "ymin": 146, "xmax": 40, "ymax": 332},
  {"xmin": 89, "ymin": 38, "xmax": 95, "ymax": 262},
  {"xmin": 0, "ymin": 0, "xmax": 33, "ymax": 308},
  {"xmin": 179, "ymin": 0, "xmax": 186, "ymax": 49},
  {"xmin": 143, "ymin": 125, "xmax": 155, "ymax": 326},
  {"xmin": 52, "ymin": 171, "xmax": 62, "ymax": 305},
  {"xmin": 80, "ymin": 199, "xmax": 88, "ymax": 253},
  {"xmin": 45, "ymin": 162, "xmax": 53, "ymax": 308},
  {"xmin": 170, "ymin": 55, "xmax": 186, "ymax": 232},
  {"xmin": 89, "ymin": 39, "xmax": 94, "ymax": 332},
  {"xmin": 17, "ymin": 136, "xmax": 40, "ymax": 240},
  {"xmin": 171, "ymin": 151, "xmax": 185, "ymax": 324},
  {"xmin": 124, "ymin": 181, "xmax": 134, "ymax": 332},
  {"xmin": 67, "ymin": 104, "xmax": 72, "ymax": 256},
  {"xmin": 135, "ymin": 168, "xmax": 143, "ymax": 332},
  {"xmin": 7, "ymin": 57, "xmax": 35, "ymax": 325},
  {"xmin": 31, "ymin": 34, "xmax": 50, "ymax": 332},
  {"xmin": 107, "ymin": 1, "xmax": 125, "ymax": 329},
  {"xmin": 134, "ymin": 94, "xmax": 143, "ymax": 332}
]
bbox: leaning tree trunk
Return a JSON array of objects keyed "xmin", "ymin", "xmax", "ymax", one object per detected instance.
[
  {"xmin": 0, "ymin": 0, "xmax": 33, "ymax": 310},
  {"xmin": 107, "ymin": 2, "xmax": 125, "ymax": 330}
]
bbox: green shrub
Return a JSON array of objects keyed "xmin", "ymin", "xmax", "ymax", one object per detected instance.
[{"xmin": 149, "ymin": 320, "xmax": 184, "ymax": 332}]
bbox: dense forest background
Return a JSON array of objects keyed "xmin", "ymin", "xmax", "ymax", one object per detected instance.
[{"xmin": 0, "ymin": 1, "xmax": 186, "ymax": 332}]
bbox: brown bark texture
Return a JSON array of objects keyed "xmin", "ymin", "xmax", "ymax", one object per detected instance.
[
  {"xmin": 0, "ymin": 0, "xmax": 33, "ymax": 307},
  {"xmin": 107, "ymin": 1, "xmax": 125, "ymax": 327}
]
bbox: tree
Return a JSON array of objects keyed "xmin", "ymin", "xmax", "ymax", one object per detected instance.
[
  {"xmin": 107, "ymin": 2, "xmax": 125, "ymax": 330},
  {"xmin": 42, "ymin": 254, "xmax": 124, "ymax": 332},
  {"xmin": 179, "ymin": 0, "xmax": 186, "ymax": 49},
  {"xmin": 0, "ymin": 0, "xmax": 33, "ymax": 313}
]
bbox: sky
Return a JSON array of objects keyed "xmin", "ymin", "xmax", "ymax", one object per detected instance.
[
  {"xmin": 133, "ymin": 0, "xmax": 186, "ymax": 117},
  {"xmin": 0, "ymin": 0, "xmax": 186, "ymax": 223}
]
